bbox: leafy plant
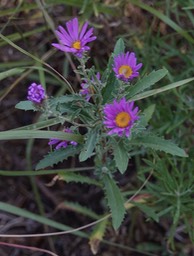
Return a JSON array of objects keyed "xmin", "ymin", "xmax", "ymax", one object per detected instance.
[{"xmin": 6, "ymin": 35, "xmax": 189, "ymax": 232}]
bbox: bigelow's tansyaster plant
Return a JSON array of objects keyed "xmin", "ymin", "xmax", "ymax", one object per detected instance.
[{"xmin": 15, "ymin": 17, "xmax": 187, "ymax": 234}]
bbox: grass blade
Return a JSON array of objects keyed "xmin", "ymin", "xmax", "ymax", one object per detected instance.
[
  {"xmin": 131, "ymin": 77, "xmax": 194, "ymax": 101},
  {"xmin": 0, "ymin": 202, "xmax": 87, "ymax": 238},
  {"xmin": 130, "ymin": 0, "xmax": 194, "ymax": 44},
  {"xmin": 0, "ymin": 130, "xmax": 83, "ymax": 143},
  {"xmin": 0, "ymin": 68, "xmax": 25, "ymax": 80}
]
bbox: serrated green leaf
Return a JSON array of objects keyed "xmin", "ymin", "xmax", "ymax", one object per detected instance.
[
  {"xmin": 140, "ymin": 104, "xmax": 156, "ymax": 126},
  {"xmin": 103, "ymin": 175, "xmax": 125, "ymax": 230},
  {"xmin": 79, "ymin": 127, "xmax": 99, "ymax": 162},
  {"xmin": 126, "ymin": 69, "xmax": 168, "ymax": 99},
  {"xmin": 36, "ymin": 147, "xmax": 80, "ymax": 170},
  {"xmin": 15, "ymin": 100, "xmax": 37, "ymax": 111},
  {"xmin": 130, "ymin": 135, "xmax": 188, "ymax": 157},
  {"xmin": 113, "ymin": 38, "xmax": 125, "ymax": 56},
  {"xmin": 113, "ymin": 141, "xmax": 129, "ymax": 174},
  {"xmin": 102, "ymin": 38, "xmax": 125, "ymax": 103},
  {"xmin": 132, "ymin": 202, "xmax": 159, "ymax": 222},
  {"xmin": 50, "ymin": 94, "xmax": 86, "ymax": 105},
  {"xmin": 102, "ymin": 71, "xmax": 119, "ymax": 103},
  {"xmin": 0, "ymin": 68, "xmax": 25, "ymax": 80},
  {"xmin": 59, "ymin": 172, "xmax": 101, "ymax": 187}
]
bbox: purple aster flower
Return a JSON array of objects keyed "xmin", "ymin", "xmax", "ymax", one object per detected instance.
[
  {"xmin": 27, "ymin": 82, "xmax": 45, "ymax": 104},
  {"xmin": 80, "ymin": 72, "xmax": 101, "ymax": 101},
  {"xmin": 80, "ymin": 83, "xmax": 91, "ymax": 101},
  {"xmin": 113, "ymin": 52, "xmax": 142, "ymax": 82},
  {"xmin": 103, "ymin": 97, "xmax": 139, "ymax": 137},
  {"xmin": 52, "ymin": 17, "xmax": 96, "ymax": 58},
  {"xmin": 48, "ymin": 128, "xmax": 78, "ymax": 150}
]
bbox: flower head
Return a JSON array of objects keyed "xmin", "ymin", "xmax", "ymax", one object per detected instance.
[
  {"xmin": 80, "ymin": 83, "xmax": 91, "ymax": 101},
  {"xmin": 80, "ymin": 72, "xmax": 101, "ymax": 101},
  {"xmin": 27, "ymin": 82, "xmax": 45, "ymax": 104},
  {"xmin": 103, "ymin": 97, "xmax": 139, "ymax": 137},
  {"xmin": 52, "ymin": 18, "xmax": 96, "ymax": 58},
  {"xmin": 48, "ymin": 128, "xmax": 78, "ymax": 150},
  {"xmin": 113, "ymin": 52, "xmax": 142, "ymax": 82}
]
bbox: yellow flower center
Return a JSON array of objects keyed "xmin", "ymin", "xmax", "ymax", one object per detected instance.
[
  {"xmin": 72, "ymin": 40, "xmax": 81, "ymax": 50},
  {"xmin": 118, "ymin": 65, "xmax": 132, "ymax": 78},
  {"xmin": 115, "ymin": 112, "xmax": 131, "ymax": 128}
]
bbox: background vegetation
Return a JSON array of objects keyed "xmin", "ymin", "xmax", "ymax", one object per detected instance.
[{"xmin": 0, "ymin": 0, "xmax": 193, "ymax": 255}]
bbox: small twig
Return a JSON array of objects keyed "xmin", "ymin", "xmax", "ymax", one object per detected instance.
[
  {"xmin": 0, "ymin": 241, "xmax": 59, "ymax": 256},
  {"xmin": 0, "ymin": 217, "xmax": 24, "ymax": 233},
  {"xmin": 126, "ymin": 168, "xmax": 153, "ymax": 203}
]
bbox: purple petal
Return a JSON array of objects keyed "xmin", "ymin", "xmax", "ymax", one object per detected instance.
[
  {"xmin": 66, "ymin": 18, "xmax": 77, "ymax": 40},
  {"xmin": 57, "ymin": 27, "xmax": 72, "ymax": 44},
  {"xmin": 79, "ymin": 22, "xmax": 88, "ymax": 39}
]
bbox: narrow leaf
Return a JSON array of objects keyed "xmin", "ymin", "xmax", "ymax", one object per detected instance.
[
  {"xmin": 130, "ymin": 0, "xmax": 194, "ymax": 44},
  {"xmin": 50, "ymin": 94, "xmax": 86, "ymax": 105},
  {"xmin": 102, "ymin": 71, "xmax": 119, "ymax": 103},
  {"xmin": 89, "ymin": 218, "xmax": 108, "ymax": 255},
  {"xmin": 15, "ymin": 100, "xmax": 37, "ymax": 111},
  {"xmin": 0, "ymin": 167, "xmax": 94, "ymax": 177},
  {"xmin": 0, "ymin": 68, "xmax": 25, "ymax": 80},
  {"xmin": 131, "ymin": 77, "xmax": 194, "ymax": 101},
  {"xmin": 113, "ymin": 38, "xmax": 125, "ymax": 56},
  {"xmin": 130, "ymin": 135, "xmax": 188, "ymax": 157},
  {"xmin": 102, "ymin": 38, "xmax": 124, "ymax": 103},
  {"xmin": 61, "ymin": 201, "xmax": 100, "ymax": 219},
  {"xmin": 132, "ymin": 202, "xmax": 159, "ymax": 222},
  {"xmin": 103, "ymin": 175, "xmax": 125, "ymax": 230},
  {"xmin": 59, "ymin": 172, "xmax": 101, "ymax": 187},
  {"xmin": 79, "ymin": 127, "xmax": 99, "ymax": 162},
  {"xmin": 13, "ymin": 117, "xmax": 62, "ymax": 131},
  {"xmin": 126, "ymin": 69, "xmax": 168, "ymax": 99},
  {"xmin": 113, "ymin": 142, "xmax": 129, "ymax": 174},
  {"xmin": 0, "ymin": 202, "xmax": 87, "ymax": 238},
  {"xmin": 0, "ymin": 130, "xmax": 83, "ymax": 143},
  {"xmin": 140, "ymin": 104, "xmax": 156, "ymax": 126},
  {"xmin": 36, "ymin": 147, "xmax": 80, "ymax": 170}
]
